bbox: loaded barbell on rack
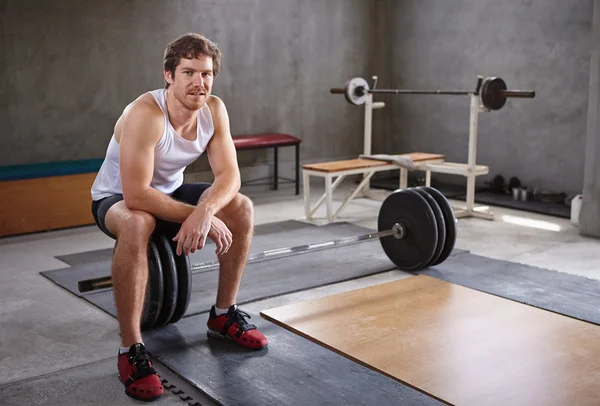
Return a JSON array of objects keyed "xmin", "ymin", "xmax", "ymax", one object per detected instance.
[
  {"xmin": 330, "ymin": 76, "xmax": 535, "ymax": 110},
  {"xmin": 77, "ymin": 186, "xmax": 457, "ymax": 330}
]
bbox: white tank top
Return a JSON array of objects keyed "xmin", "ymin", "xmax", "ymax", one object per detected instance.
[{"xmin": 91, "ymin": 89, "xmax": 214, "ymax": 201}]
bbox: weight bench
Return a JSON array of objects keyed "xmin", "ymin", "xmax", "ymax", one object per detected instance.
[
  {"xmin": 302, "ymin": 152, "xmax": 445, "ymax": 222},
  {"xmin": 233, "ymin": 133, "xmax": 302, "ymax": 195}
]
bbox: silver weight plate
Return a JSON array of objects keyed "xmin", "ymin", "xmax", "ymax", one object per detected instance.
[{"xmin": 344, "ymin": 77, "xmax": 369, "ymax": 105}]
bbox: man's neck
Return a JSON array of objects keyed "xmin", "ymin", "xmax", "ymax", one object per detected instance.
[{"xmin": 165, "ymin": 88, "xmax": 199, "ymax": 131}]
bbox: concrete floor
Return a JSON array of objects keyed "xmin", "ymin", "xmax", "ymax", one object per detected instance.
[{"xmin": 1, "ymin": 180, "xmax": 599, "ymax": 405}]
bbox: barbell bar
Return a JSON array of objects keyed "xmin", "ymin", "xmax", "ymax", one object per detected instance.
[
  {"xmin": 330, "ymin": 76, "xmax": 535, "ymax": 110},
  {"xmin": 77, "ymin": 186, "xmax": 456, "ymax": 294},
  {"xmin": 77, "ymin": 228, "xmax": 402, "ymax": 293}
]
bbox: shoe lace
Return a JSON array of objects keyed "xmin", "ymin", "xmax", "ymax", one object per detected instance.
[
  {"xmin": 231, "ymin": 307, "xmax": 256, "ymax": 332},
  {"xmin": 130, "ymin": 350, "xmax": 152, "ymax": 370}
]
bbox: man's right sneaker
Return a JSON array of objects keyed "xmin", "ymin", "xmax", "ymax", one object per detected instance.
[{"xmin": 117, "ymin": 343, "xmax": 164, "ymax": 402}]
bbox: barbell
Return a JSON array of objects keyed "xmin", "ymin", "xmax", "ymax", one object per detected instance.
[
  {"xmin": 77, "ymin": 186, "xmax": 456, "ymax": 330},
  {"xmin": 330, "ymin": 76, "xmax": 535, "ymax": 110}
]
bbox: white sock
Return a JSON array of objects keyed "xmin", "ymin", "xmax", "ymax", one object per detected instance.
[
  {"xmin": 215, "ymin": 306, "xmax": 230, "ymax": 316},
  {"xmin": 119, "ymin": 343, "xmax": 144, "ymax": 355}
]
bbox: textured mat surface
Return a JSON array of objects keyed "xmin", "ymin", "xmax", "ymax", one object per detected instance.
[
  {"xmin": 143, "ymin": 310, "xmax": 445, "ymax": 406},
  {"xmin": 83, "ymin": 238, "xmax": 410, "ymax": 319},
  {"xmin": 42, "ymin": 223, "xmax": 474, "ymax": 317},
  {"xmin": 0, "ymin": 357, "xmax": 218, "ymax": 406},
  {"xmin": 419, "ymin": 252, "xmax": 600, "ymax": 326},
  {"xmin": 42, "ymin": 221, "xmax": 357, "ymax": 297},
  {"xmin": 42, "ymin": 221, "xmax": 471, "ymax": 321}
]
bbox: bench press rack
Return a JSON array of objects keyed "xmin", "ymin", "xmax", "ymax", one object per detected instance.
[{"xmin": 304, "ymin": 75, "xmax": 501, "ymax": 223}]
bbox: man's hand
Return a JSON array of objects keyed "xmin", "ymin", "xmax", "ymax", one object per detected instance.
[
  {"xmin": 172, "ymin": 209, "xmax": 212, "ymax": 256},
  {"xmin": 207, "ymin": 216, "xmax": 233, "ymax": 256},
  {"xmin": 173, "ymin": 208, "xmax": 233, "ymax": 256}
]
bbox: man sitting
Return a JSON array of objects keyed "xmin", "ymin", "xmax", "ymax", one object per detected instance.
[{"xmin": 90, "ymin": 32, "xmax": 267, "ymax": 402}]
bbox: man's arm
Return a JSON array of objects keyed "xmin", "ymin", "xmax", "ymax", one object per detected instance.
[
  {"xmin": 197, "ymin": 96, "xmax": 241, "ymax": 216},
  {"xmin": 119, "ymin": 99, "xmax": 195, "ymax": 222}
]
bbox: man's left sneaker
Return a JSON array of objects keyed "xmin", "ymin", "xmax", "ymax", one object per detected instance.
[{"xmin": 206, "ymin": 304, "xmax": 268, "ymax": 350}]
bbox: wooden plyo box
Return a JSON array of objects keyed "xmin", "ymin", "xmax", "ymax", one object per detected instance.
[{"xmin": 260, "ymin": 275, "xmax": 600, "ymax": 406}]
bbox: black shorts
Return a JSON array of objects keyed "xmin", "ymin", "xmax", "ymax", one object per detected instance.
[{"xmin": 91, "ymin": 182, "xmax": 212, "ymax": 240}]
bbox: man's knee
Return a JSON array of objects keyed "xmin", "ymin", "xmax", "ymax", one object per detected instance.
[
  {"xmin": 232, "ymin": 193, "xmax": 254, "ymax": 217},
  {"xmin": 109, "ymin": 206, "xmax": 156, "ymax": 245},
  {"xmin": 221, "ymin": 193, "xmax": 253, "ymax": 231},
  {"xmin": 125, "ymin": 211, "xmax": 156, "ymax": 237}
]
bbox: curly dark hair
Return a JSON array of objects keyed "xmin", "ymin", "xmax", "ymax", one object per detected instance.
[{"xmin": 163, "ymin": 33, "xmax": 222, "ymax": 88}]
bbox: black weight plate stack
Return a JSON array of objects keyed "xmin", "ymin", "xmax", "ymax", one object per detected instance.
[
  {"xmin": 141, "ymin": 239, "xmax": 164, "ymax": 330},
  {"xmin": 413, "ymin": 187, "xmax": 446, "ymax": 267},
  {"xmin": 168, "ymin": 240, "xmax": 192, "ymax": 324},
  {"xmin": 152, "ymin": 233, "xmax": 178, "ymax": 328},
  {"xmin": 378, "ymin": 188, "xmax": 438, "ymax": 271},
  {"xmin": 417, "ymin": 186, "xmax": 456, "ymax": 266}
]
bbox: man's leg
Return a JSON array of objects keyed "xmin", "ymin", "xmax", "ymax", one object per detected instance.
[
  {"xmin": 103, "ymin": 202, "xmax": 156, "ymax": 347},
  {"xmin": 168, "ymin": 183, "xmax": 267, "ymax": 349},
  {"xmin": 212, "ymin": 193, "xmax": 254, "ymax": 309},
  {"xmin": 207, "ymin": 193, "xmax": 267, "ymax": 349},
  {"xmin": 92, "ymin": 196, "xmax": 164, "ymax": 401}
]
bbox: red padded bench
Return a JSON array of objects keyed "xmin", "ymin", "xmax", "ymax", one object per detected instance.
[{"xmin": 232, "ymin": 133, "xmax": 301, "ymax": 195}]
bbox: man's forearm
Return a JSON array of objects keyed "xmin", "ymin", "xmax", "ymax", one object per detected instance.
[
  {"xmin": 196, "ymin": 172, "xmax": 241, "ymax": 216},
  {"xmin": 124, "ymin": 187, "xmax": 195, "ymax": 223}
]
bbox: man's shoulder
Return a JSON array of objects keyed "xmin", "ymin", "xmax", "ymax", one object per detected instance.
[
  {"xmin": 123, "ymin": 92, "xmax": 163, "ymax": 119},
  {"xmin": 205, "ymin": 95, "xmax": 227, "ymax": 126},
  {"xmin": 206, "ymin": 95, "xmax": 226, "ymax": 112}
]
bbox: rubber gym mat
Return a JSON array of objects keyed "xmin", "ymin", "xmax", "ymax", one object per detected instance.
[
  {"xmin": 86, "ymin": 240, "xmax": 469, "ymax": 320},
  {"xmin": 42, "ymin": 220, "xmax": 361, "ymax": 298},
  {"xmin": 141, "ymin": 310, "xmax": 445, "ymax": 406},
  {"xmin": 42, "ymin": 220, "xmax": 468, "ymax": 320},
  {"xmin": 54, "ymin": 219, "xmax": 315, "ymax": 266},
  {"xmin": 417, "ymin": 252, "xmax": 600, "ymax": 326},
  {"xmin": 0, "ymin": 357, "xmax": 218, "ymax": 406}
]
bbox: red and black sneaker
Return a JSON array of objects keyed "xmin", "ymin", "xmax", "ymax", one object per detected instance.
[
  {"xmin": 207, "ymin": 305, "xmax": 268, "ymax": 350},
  {"xmin": 117, "ymin": 343, "xmax": 164, "ymax": 402}
]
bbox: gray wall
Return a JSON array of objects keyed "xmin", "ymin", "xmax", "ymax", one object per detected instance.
[
  {"xmin": 580, "ymin": 0, "xmax": 600, "ymax": 238},
  {"xmin": 1, "ymin": 0, "xmax": 597, "ymax": 202},
  {"xmin": 375, "ymin": 0, "xmax": 593, "ymax": 196},
  {"xmin": 1, "ymin": 0, "xmax": 378, "ymax": 172}
]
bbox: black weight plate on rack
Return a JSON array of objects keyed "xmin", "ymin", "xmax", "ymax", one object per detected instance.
[
  {"xmin": 413, "ymin": 187, "xmax": 446, "ymax": 267},
  {"xmin": 152, "ymin": 233, "xmax": 178, "ymax": 328},
  {"xmin": 417, "ymin": 186, "xmax": 457, "ymax": 266},
  {"xmin": 378, "ymin": 188, "xmax": 438, "ymax": 271},
  {"xmin": 481, "ymin": 77, "xmax": 507, "ymax": 111}
]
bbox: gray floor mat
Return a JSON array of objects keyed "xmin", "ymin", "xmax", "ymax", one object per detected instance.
[
  {"xmin": 41, "ymin": 219, "xmax": 467, "ymax": 322},
  {"xmin": 142, "ymin": 310, "xmax": 445, "ymax": 406},
  {"xmin": 0, "ymin": 357, "xmax": 218, "ymax": 406},
  {"xmin": 87, "ymin": 240, "xmax": 466, "ymax": 320},
  {"xmin": 419, "ymin": 252, "xmax": 600, "ymax": 325},
  {"xmin": 42, "ymin": 221, "xmax": 368, "ymax": 298}
]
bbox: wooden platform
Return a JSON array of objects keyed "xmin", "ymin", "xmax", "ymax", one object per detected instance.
[
  {"xmin": 260, "ymin": 275, "xmax": 600, "ymax": 406},
  {"xmin": 301, "ymin": 152, "xmax": 445, "ymax": 173},
  {"xmin": 0, "ymin": 173, "xmax": 96, "ymax": 237}
]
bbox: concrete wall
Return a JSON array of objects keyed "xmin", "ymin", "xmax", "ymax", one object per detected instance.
[
  {"xmin": 580, "ymin": 0, "xmax": 600, "ymax": 238},
  {"xmin": 2, "ymin": 0, "xmax": 597, "ymax": 200},
  {"xmin": 375, "ymin": 0, "xmax": 593, "ymax": 196},
  {"xmin": 1, "ymin": 0, "xmax": 377, "ymax": 176}
]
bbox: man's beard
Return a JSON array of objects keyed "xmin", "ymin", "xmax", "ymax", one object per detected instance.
[{"xmin": 175, "ymin": 87, "xmax": 204, "ymax": 110}]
